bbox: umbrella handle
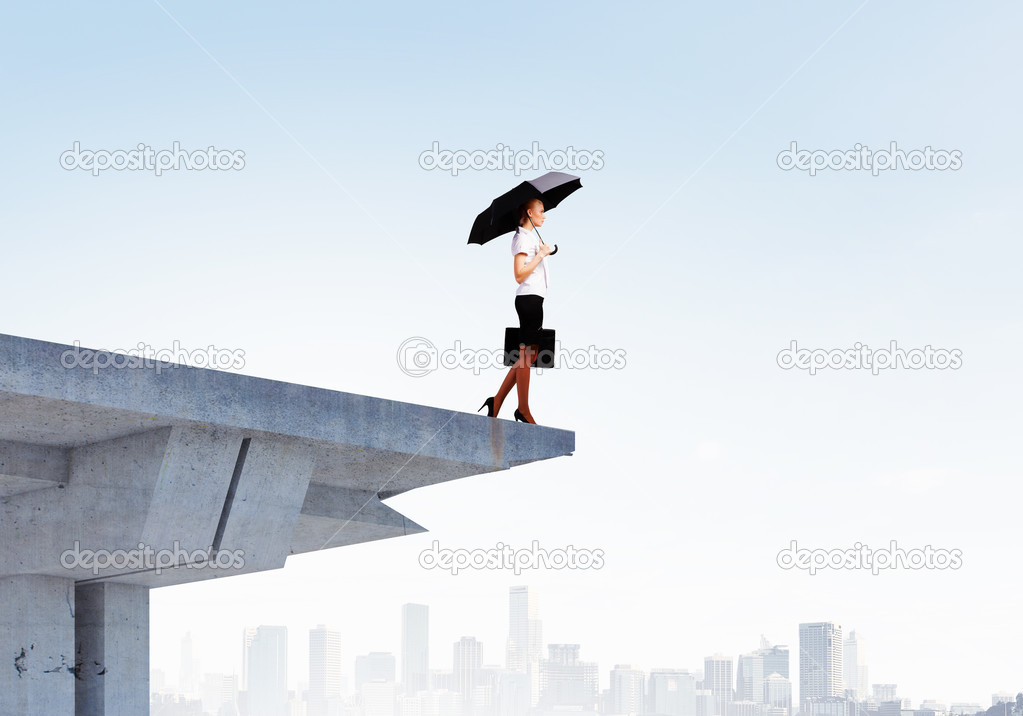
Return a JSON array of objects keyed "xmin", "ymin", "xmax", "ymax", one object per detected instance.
[{"xmin": 531, "ymin": 221, "xmax": 558, "ymax": 255}]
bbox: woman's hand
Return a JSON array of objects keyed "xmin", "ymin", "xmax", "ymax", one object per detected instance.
[{"xmin": 538, "ymin": 242, "xmax": 554, "ymax": 258}]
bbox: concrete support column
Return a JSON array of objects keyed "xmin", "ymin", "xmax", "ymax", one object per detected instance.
[
  {"xmin": 74, "ymin": 582, "xmax": 149, "ymax": 716},
  {"xmin": 0, "ymin": 574, "xmax": 76, "ymax": 715}
]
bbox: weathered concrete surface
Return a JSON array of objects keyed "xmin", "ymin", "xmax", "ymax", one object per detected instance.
[
  {"xmin": 75, "ymin": 582, "xmax": 148, "ymax": 715},
  {"xmin": 0, "ymin": 575, "xmax": 76, "ymax": 714},
  {"xmin": 0, "ymin": 331, "xmax": 574, "ymax": 714}
]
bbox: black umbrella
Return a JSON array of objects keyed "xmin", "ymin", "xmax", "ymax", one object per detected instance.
[{"xmin": 467, "ymin": 171, "xmax": 582, "ymax": 252}]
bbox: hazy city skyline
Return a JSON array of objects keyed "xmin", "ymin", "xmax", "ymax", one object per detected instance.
[{"xmin": 153, "ymin": 588, "xmax": 1011, "ymax": 713}]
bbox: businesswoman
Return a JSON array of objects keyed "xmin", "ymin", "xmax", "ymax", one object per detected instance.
[{"xmin": 479, "ymin": 197, "xmax": 553, "ymax": 425}]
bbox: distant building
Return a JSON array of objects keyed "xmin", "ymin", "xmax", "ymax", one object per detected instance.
[
  {"xmin": 247, "ymin": 626, "xmax": 288, "ymax": 716},
  {"xmin": 610, "ymin": 664, "xmax": 645, "ymax": 715},
  {"xmin": 950, "ymin": 704, "xmax": 982, "ymax": 715},
  {"xmin": 763, "ymin": 673, "xmax": 791, "ymax": 716},
  {"xmin": 453, "ymin": 637, "xmax": 483, "ymax": 707},
  {"xmin": 843, "ymin": 632, "xmax": 868, "ymax": 703},
  {"xmin": 761, "ymin": 645, "xmax": 790, "ymax": 682},
  {"xmin": 356, "ymin": 653, "xmax": 397, "ymax": 692},
  {"xmin": 696, "ymin": 689, "xmax": 717, "ymax": 716},
  {"xmin": 728, "ymin": 700, "xmax": 763, "ymax": 716},
  {"xmin": 799, "ymin": 623, "xmax": 843, "ymax": 712},
  {"xmin": 199, "ymin": 672, "xmax": 237, "ymax": 715},
  {"xmin": 429, "ymin": 669, "xmax": 455, "ymax": 693},
  {"xmin": 309, "ymin": 624, "xmax": 343, "ymax": 716},
  {"xmin": 363, "ymin": 680, "xmax": 397, "ymax": 716},
  {"xmin": 538, "ymin": 644, "xmax": 598, "ymax": 710},
  {"xmin": 879, "ymin": 698, "xmax": 910, "ymax": 716},
  {"xmin": 737, "ymin": 653, "xmax": 765, "ymax": 705},
  {"xmin": 648, "ymin": 669, "xmax": 697, "ymax": 716},
  {"xmin": 873, "ymin": 686, "xmax": 898, "ymax": 703},
  {"xmin": 180, "ymin": 631, "xmax": 199, "ymax": 697},
  {"xmin": 497, "ymin": 670, "xmax": 536, "ymax": 716},
  {"xmin": 402, "ymin": 604, "xmax": 430, "ymax": 695},
  {"xmin": 507, "ymin": 586, "xmax": 543, "ymax": 708},
  {"xmin": 738, "ymin": 639, "xmax": 790, "ymax": 709},
  {"xmin": 806, "ymin": 697, "xmax": 854, "ymax": 716},
  {"xmin": 705, "ymin": 654, "xmax": 734, "ymax": 716},
  {"xmin": 241, "ymin": 627, "xmax": 257, "ymax": 694}
]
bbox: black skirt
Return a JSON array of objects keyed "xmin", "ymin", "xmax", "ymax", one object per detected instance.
[{"xmin": 514, "ymin": 294, "xmax": 544, "ymax": 346}]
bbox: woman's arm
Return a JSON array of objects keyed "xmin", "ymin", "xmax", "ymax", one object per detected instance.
[{"xmin": 513, "ymin": 244, "xmax": 553, "ymax": 284}]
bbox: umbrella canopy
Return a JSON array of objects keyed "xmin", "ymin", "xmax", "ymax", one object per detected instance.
[{"xmin": 467, "ymin": 171, "xmax": 582, "ymax": 246}]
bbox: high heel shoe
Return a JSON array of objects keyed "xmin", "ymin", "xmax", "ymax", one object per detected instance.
[
  {"xmin": 478, "ymin": 397, "xmax": 495, "ymax": 417},
  {"xmin": 514, "ymin": 409, "xmax": 535, "ymax": 424}
]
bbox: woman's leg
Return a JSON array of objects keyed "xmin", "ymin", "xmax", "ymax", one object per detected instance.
[
  {"xmin": 492, "ymin": 365, "xmax": 517, "ymax": 416},
  {"xmin": 493, "ymin": 343, "xmax": 533, "ymax": 416},
  {"xmin": 500, "ymin": 294, "xmax": 542, "ymax": 422},
  {"xmin": 515, "ymin": 344, "xmax": 538, "ymax": 423}
]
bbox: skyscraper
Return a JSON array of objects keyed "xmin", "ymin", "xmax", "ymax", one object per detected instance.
[
  {"xmin": 610, "ymin": 664, "xmax": 646, "ymax": 716},
  {"xmin": 247, "ymin": 625, "xmax": 288, "ymax": 716},
  {"xmin": 843, "ymin": 631, "xmax": 868, "ymax": 702},
  {"xmin": 402, "ymin": 603, "xmax": 430, "ymax": 696},
  {"xmin": 736, "ymin": 652, "xmax": 764, "ymax": 704},
  {"xmin": 180, "ymin": 631, "xmax": 199, "ymax": 696},
  {"xmin": 704, "ymin": 654, "xmax": 734, "ymax": 716},
  {"xmin": 241, "ymin": 627, "xmax": 257, "ymax": 693},
  {"xmin": 799, "ymin": 622, "xmax": 843, "ymax": 712},
  {"xmin": 507, "ymin": 586, "xmax": 543, "ymax": 707},
  {"xmin": 453, "ymin": 637, "xmax": 484, "ymax": 707},
  {"xmin": 309, "ymin": 624, "xmax": 343, "ymax": 716}
]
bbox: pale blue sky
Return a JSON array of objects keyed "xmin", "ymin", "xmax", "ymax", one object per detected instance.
[{"xmin": 2, "ymin": 0, "xmax": 1021, "ymax": 707}]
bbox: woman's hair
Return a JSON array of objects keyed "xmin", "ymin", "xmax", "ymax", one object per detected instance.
[{"xmin": 518, "ymin": 198, "xmax": 543, "ymax": 226}]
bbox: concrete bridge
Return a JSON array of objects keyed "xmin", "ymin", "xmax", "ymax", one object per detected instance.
[{"xmin": 0, "ymin": 332, "xmax": 574, "ymax": 714}]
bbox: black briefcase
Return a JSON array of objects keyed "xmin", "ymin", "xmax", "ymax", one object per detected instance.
[{"xmin": 503, "ymin": 327, "xmax": 556, "ymax": 368}]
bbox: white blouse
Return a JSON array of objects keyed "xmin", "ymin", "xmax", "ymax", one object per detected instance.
[{"xmin": 510, "ymin": 225, "xmax": 549, "ymax": 298}]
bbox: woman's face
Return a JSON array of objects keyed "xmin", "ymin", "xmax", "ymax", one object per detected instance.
[{"xmin": 527, "ymin": 202, "xmax": 546, "ymax": 227}]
